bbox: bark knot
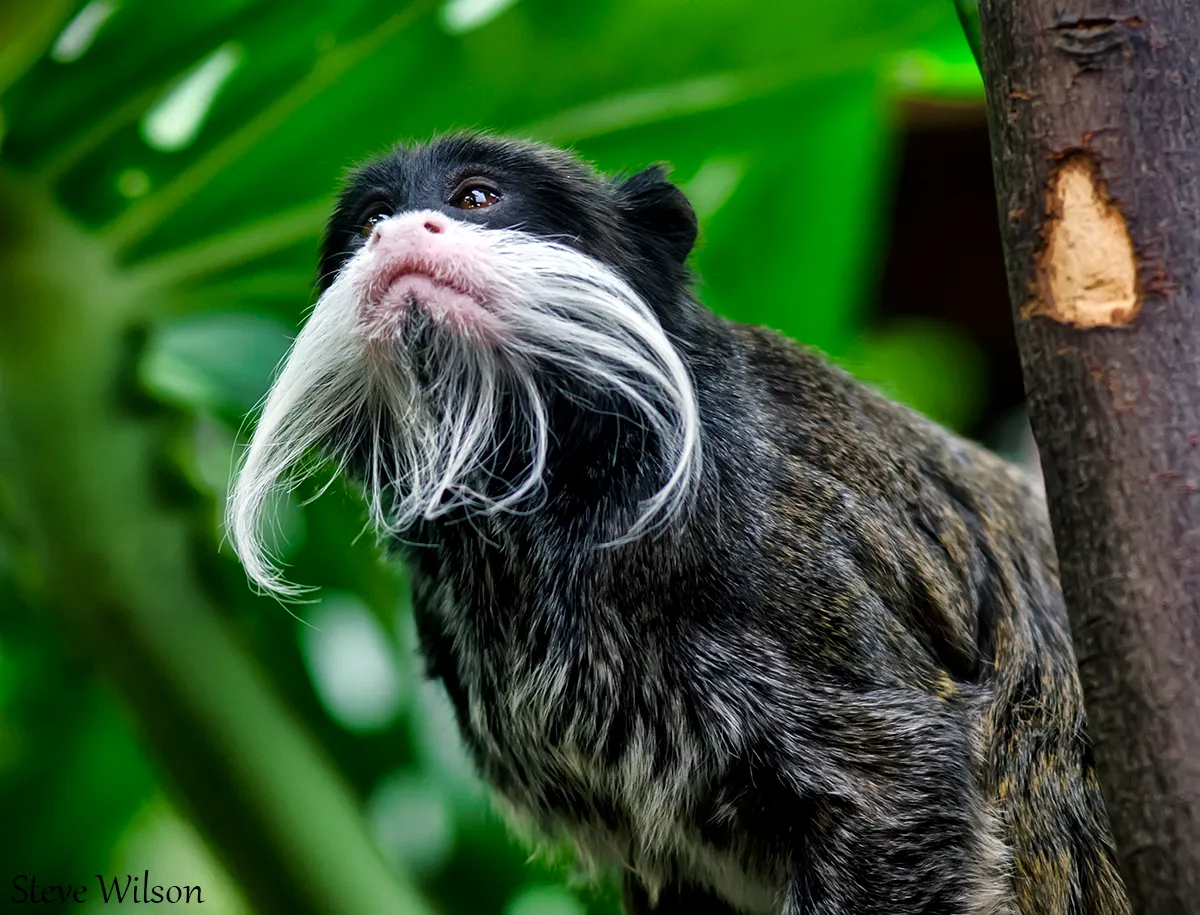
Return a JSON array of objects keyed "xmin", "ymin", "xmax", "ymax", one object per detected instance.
[{"xmin": 1051, "ymin": 16, "xmax": 1143, "ymax": 60}]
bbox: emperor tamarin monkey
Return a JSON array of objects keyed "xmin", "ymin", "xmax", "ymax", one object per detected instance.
[{"xmin": 228, "ymin": 134, "xmax": 1131, "ymax": 914}]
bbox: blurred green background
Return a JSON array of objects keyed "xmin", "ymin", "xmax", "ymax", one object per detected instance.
[{"xmin": 0, "ymin": 1, "xmax": 1011, "ymax": 912}]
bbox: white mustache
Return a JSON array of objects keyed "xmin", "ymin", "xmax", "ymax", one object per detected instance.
[{"xmin": 227, "ymin": 221, "xmax": 703, "ymax": 597}]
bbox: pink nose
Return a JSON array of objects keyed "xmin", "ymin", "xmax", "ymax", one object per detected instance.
[{"xmin": 371, "ymin": 210, "xmax": 452, "ymax": 246}]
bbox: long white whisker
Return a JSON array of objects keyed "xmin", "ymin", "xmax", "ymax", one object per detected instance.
[{"xmin": 228, "ymin": 222, "xmax": 702, "ymax": 595}]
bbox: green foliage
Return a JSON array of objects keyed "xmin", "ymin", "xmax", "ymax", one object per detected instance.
[
  {"xmin": 0, "ymin": 1, "xmax": 982, "ymax": 912},
  {"xmin": 952, "ymin": 0, "xmax": 984, "ymax": 71}
]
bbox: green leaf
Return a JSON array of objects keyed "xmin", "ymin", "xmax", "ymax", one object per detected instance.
[
  {"xmin": 505, "ymin": 885, "xmax": 588, "ymax": 915},
  {"xmin": 0, "ymin": 0, "xmax": 75, "ymax": 98},
  {"xmin": 686, "ymin": 73, "xmax": 892, "ymax": 354},
  {"xmin": 838, "ymin": 318, "xmax": 987, "ymax": 431},
  {"xmin": 952, "ymin": 0, "xmax": 983, "ymax": 72},
  {"xmin": 139, "ymin": 312, "xmax": 292, "ymax": 417}
]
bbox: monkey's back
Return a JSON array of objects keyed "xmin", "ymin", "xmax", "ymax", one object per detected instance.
[{"xmin": 735, "ymin": 322, "xmax": 1130, "ymax": 914}]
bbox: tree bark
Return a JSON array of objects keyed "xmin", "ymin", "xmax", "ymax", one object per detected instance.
[{"xmin": 977, "ymin": 2, "xmax": 1200, "ymax": 911}]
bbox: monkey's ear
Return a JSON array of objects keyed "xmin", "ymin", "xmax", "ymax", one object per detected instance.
[{"xmin": 613, "ymin": 165, "xmax": 698, "ymax": 264}]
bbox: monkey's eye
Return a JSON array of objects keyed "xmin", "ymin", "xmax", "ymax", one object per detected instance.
[
  {"xmin": 451, "ymin": 184, "xmax": 501, "ymax": 210},
  {"xmin": 359, "ymin": 210, "xmax": 391, "ymax": 237}
]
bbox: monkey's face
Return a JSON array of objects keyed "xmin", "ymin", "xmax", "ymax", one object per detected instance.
[
  {"xmin": 228, "ymin": 134, "xmax": 703, "ymax": 595},
  {"xmin": 316, "ymin": 134, "xmax": 698, "ymax": 310}
]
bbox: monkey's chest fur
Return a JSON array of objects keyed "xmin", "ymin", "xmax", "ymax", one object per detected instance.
[
  {"xmin": 405, "ymin": 495, "xmax": 1008, "ymax": 914},
  {"xmin": 409, "ymin": 529, "xmax": 784, "ymax": 908}
]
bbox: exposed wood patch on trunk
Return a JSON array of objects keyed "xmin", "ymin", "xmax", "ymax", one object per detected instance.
[{"xmin": 1025, "ymin": 152, "xmax": 1140, "ymax": 328}]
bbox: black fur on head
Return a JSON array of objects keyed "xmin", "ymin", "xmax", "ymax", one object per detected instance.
[{"xmin": 318, "ymin": 133, "xmax": 700, "ymax": 333}]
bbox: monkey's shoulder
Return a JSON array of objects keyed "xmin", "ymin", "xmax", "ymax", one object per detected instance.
[{"xmin": 723, "ymin": 320, "xmax": 1052, "ymax": 562}]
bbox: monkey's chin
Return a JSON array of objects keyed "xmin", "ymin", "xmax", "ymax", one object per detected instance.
[{"xmin": 361, "ymin": 274, "xmax": 504, "ymax": 345}]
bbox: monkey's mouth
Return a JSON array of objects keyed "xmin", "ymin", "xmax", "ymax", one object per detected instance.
[{"xmin": 360, "ymin": 258, "xmax": 500, "ymax": 341}]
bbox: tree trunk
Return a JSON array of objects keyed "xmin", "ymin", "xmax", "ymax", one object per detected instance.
[{"xmin": 976, "ymin": 2, "xmax": 1200, "ymax": 911}]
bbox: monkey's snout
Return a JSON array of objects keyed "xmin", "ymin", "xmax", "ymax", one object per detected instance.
[{"xmin": 369, "ymin": 210, "xmax": 454, "ymax": 249}]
